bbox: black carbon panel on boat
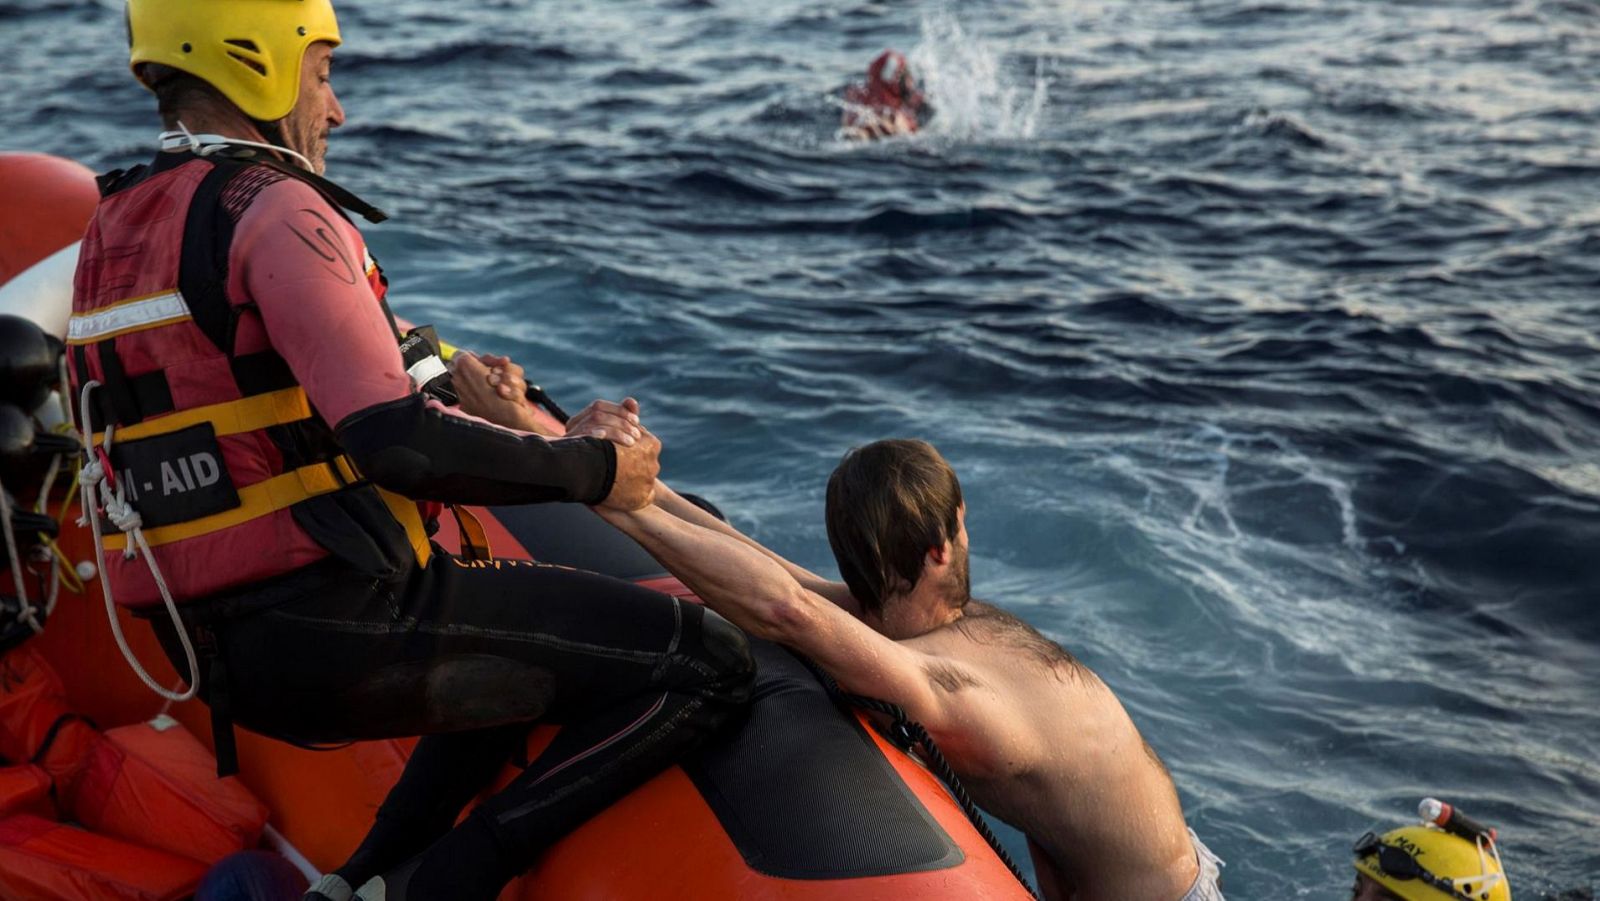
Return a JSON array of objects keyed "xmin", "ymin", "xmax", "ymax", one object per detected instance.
[
  {"xmin": 489, "ymin": 502, "xmax": 667, "ymax": 579},
  {"xmin": 685, "ymin": 638, "xmax": 965, "ymax": 879}
]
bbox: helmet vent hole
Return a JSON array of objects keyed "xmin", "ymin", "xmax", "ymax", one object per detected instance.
[
  {"xmin": 226, "ymin": 51, "xmax": 268, "ymax": 77},
  {"xmin": 181, "ymin": 42, "xmax": 192, "ymax": 53},
  {"xmin": 223, "ymin": 39, "xmax": 260, "ymax": 52}
]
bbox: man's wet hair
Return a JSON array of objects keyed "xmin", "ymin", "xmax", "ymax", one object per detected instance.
[{"xmin": 825, "ymin": 439, "xmax": 963, "ymax": 616}]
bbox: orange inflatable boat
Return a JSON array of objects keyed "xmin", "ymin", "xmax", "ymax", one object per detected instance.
[{"xmin": 0, "ymin": 152, "xmax": 1034, "ymax": 900}]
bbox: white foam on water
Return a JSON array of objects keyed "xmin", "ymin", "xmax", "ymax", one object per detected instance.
[
  {"xmin": 910, "ymin": 12, "xmax": 1051, "ymax": 141},
  {"xmin": 1093, "ymin": 423, "xmax": 1392, "ymax": 664},
  {"xmin": 828, "ymin": 11, "xmax": 1051, "ymax": 145}
]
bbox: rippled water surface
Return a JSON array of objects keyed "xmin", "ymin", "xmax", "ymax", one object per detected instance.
[{"xmin": 4, "ymin": 0, "xmax": 1598, "ymax": 897}]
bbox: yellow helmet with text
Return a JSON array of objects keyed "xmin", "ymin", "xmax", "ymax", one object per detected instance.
[
  {"xmin": 127, "ymin": 0, "xmax": 341, "ymax": 122},
  {"xmin": 1354, "ymin": 824, "xmax": 1510, "ymax": 901}
]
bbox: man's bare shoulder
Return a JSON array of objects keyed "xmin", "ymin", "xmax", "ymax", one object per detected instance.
[
  {"xmin": 899, "ymin": 601, "xmax": 1100, "ymax": 784},
  {"xmin": 958, "ymin": 601, "xmax": 1087, "ymax": 678},
  {"xmin": 910, "ymin": 601, "xmax": 1089, "ymax": 687}
]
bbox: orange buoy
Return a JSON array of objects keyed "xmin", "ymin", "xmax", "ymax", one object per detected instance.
[{"xmin": 0, "ymin": 153, "xmax": 99, "ymax": 289}]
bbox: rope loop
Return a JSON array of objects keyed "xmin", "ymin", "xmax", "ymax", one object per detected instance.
[
  {"xmin": 105, "ymin": 495, "xmax": 143, "ymax": 533},
  {"xmin": 73, "ymin": 379, "xmax": 200, "ymax": 703},
  {"xmin": 79, "ymin": 456, "xmax": 104, "ymax": 488}
]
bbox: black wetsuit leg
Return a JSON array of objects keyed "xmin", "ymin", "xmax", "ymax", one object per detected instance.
[
  {"xmin": 149, "ymin": 552, "xmax": 753, "ymax": 900},
  {"xmin": 329, "ymin": 725, "xmax": 526, "ymax": 893}
]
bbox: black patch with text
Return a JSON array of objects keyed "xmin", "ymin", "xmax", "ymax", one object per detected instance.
[{"xmin": 106, "ymin": 424, "xmax": 240, "ymax": 528}]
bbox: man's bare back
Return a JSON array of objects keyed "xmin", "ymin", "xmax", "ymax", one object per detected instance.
[{"xmin": 903, "ymin": 602, "xmax": 1199, "ymax": 901}]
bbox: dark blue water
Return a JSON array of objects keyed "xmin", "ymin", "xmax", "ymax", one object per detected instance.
[{"xmin": 4, "ymin": 1, "xmax": 1598, "ymax": 897}]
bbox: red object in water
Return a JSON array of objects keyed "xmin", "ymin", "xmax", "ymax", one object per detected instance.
[{"xmin": 842, "ymin": 50, "xmax": 929, "ymax": 139}]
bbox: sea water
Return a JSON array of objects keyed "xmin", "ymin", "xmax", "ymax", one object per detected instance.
[{"xmin": 2, "ymin": 0, "xmax": 1596, "ymax": 897}]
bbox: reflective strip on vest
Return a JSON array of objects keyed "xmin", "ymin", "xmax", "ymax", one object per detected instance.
[
  {"xmin": 95, "ymin": 387, "xmax": 312, "ymax": 444},
  {"xmin": 67, "ymin": 291, "xmax": 192, "ymax": 344}
]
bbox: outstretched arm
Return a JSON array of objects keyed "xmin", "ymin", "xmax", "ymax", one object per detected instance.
[
  {"xmin": 650, "ymin": 482, "xmax": 861, "ymax": 616},
  {"xmin": 595, "ymin": 504, "xmax": 946, "ymax": 725}
]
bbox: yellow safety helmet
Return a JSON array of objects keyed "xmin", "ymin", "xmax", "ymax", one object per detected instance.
[
  {"xmin": 1353, "ymin": 825, "xmax": 1511, "ymax": 901},
  {"xmin": 127, "ymin": 0, "xmax": 341, "ymax": 122}
]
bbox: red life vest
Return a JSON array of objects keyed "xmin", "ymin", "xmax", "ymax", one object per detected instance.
[
  {"xmin": 843, "ymin": 51, "xmax": 927, "ymax": 137},
  {"xmin": 67, "ymin": 153, "xmax": 438, "ymax": 608}
]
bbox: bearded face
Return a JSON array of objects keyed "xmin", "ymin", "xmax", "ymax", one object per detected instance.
[{"xmin": 944, "ymin": 521, "xmax": 972, "ymax": 609}]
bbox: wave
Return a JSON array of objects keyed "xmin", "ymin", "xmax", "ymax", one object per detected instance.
[{"xmin": 337, "ymin": 40, "xmax": 581, "ymax": 73}]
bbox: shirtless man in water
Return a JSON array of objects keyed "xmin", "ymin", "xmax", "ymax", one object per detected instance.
[{"xmin": 595, "ymin": 437, "xmax": 1225, "ymax": 901}]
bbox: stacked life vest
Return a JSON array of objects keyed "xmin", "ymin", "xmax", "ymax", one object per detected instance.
[
  {"xmin": 66, "ymin": 151, "xmax": 437, "ymax": 611},
  {"xmin": 0, "ymin": 643, "xmax": 271, "ymax": 901}
]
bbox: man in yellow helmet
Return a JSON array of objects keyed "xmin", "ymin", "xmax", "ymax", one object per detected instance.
[
  {"xmin": 68, "ymin": 3, "xmax": 753, "ymax": 900},
  {"xmin": 1350, "ymin": 801, "xmax": 1511, "ymax": 901}
]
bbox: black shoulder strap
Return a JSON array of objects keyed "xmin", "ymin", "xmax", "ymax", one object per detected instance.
[
  {"xmin": 180, "ymin": 153, "xmax": 390, "ymax": 359},
  {"xmin": 253, "ymin": 157, "xmax": 388, "ymax": 224},
  {"xmin": 96, "ymin": 165, "xmax": 147, "ymax": 198},
  {"xmin": 97, "ymin": 148, "xmax": 206, "ymax": 198},
  {"xmin": 179, "ymin": 156, "xmax": 252, "ymax": 358}
]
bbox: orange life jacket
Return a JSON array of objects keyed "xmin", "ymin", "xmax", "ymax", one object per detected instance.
[{"xmin": 66, "ymin": 153, "xmax": 455, "ymax": 608}]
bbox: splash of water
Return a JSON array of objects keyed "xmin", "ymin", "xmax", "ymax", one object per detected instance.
[{"xmin": 908, "ymin": 12, "xmax": 1051, "ymax": 141}]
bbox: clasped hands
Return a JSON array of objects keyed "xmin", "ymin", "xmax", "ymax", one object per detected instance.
[{"xmin": 450, "ymin": 351, "xmax": 659, "ymax": 511}]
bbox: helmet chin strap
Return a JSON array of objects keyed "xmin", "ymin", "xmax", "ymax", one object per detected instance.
[{"xmin": 159, "ymin": 120, "xmax": 313, "ymax": 172}]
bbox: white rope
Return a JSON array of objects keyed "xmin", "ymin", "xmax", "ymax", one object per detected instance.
[
  {"xmin": 0, "ymin": 480, "xmax": 43, "ymax": 636},
  {"xmin": 161, "ymin": 121, "xmax": 315, "ymax": 172},
  {"xmin": 76, "ymin": 379, "xmax": 200, "ymax": 703},
  {"xmin": 34, "ymin": 452, "xmax": 59, "ymax": 515},
  {"xmin": 262, "ymin": 824, "xmax": 322, "ymax": 885},
  {"xmin": 40, "ymin": 541, "xmax": 59, "ymax": 621},
  {"xmin": 13, "ymin": 412, "xmax": 85, "ymax": 624}
]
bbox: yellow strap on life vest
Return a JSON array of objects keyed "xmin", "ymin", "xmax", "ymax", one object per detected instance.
[
  {"xmin": 94, "ymin": 387, "xmax": 313, "ymax": 444},
  {"xmin": 102, "ymin": 456, "xmax": 434, "ymax": 568},
  {"xmin": 93, "ymin": 392, "xmax": 436, "ymax": 567},
  {"xmin": 376, "ymin": 487, "xmax": 433, "ymax": 567},
  {"xmin": 103, "ymin": 457, "xmax": 357, "ymax": 551},
  {"xmin": 451, "ymin": 505, "xmax": 492, "ymax": 562}
]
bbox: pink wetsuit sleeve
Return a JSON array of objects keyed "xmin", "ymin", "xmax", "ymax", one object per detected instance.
[
  {"xmin": 227, "ymin": 177, "xmax": 615, "ymax": 504},
  {"xmin": 230, "ymin": 178, "xmax": 410, "ymax": 426},
  {"xmin": 231, "ymin": 178, "xmax": 525, "ymax": 435}
]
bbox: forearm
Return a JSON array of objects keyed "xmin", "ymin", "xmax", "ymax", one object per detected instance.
[
  {"xmin": 652, "ymin": 482, "xmax": 860, "ymax": 615},
  {"xmin": 337, "ymin": 394, "xmax": 616, "ymax": 505},
  {"xmin": 598, "ymin": 505, "xmax": 948, "ymax": 724},
  {"xmin": 598, "ymin": 504, "xmax": 816, "ymax": 643}
]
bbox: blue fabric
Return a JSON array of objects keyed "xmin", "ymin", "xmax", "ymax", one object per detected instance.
[{"xmin": 196, "ymin": 851, "xmax": 308, "ymax": 901}]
